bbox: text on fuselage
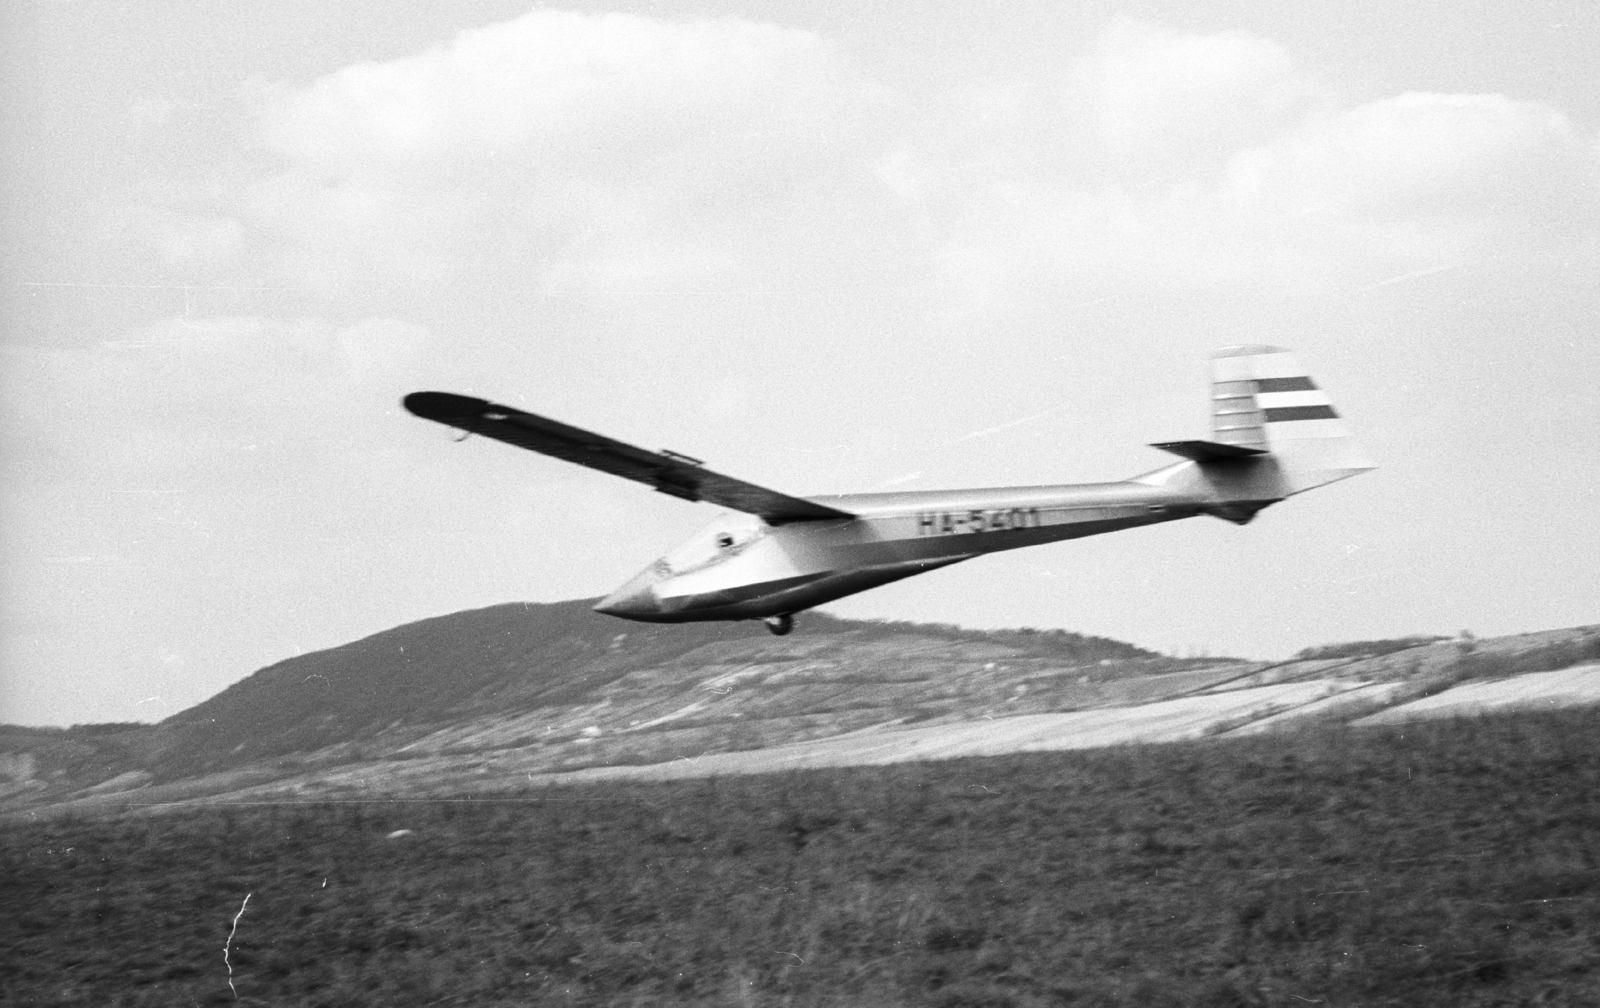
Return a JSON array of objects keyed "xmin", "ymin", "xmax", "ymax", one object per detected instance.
[{"xmin": 916, "ymin": 508, "xmax": 1042, "ymax": 536}]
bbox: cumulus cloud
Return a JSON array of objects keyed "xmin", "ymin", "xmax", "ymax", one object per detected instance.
[
  {"xmin": 1069, "ymin": 19, "xmax": 1322, "ymax": 181},
  {"xmin": 261, "ymin": 12, "xmax": 866, "ymax": 176},
  {"xmin": 132, "ymin": 12, "xmax": 1595, "ymax": 318},
  {"xmin": 1227, "ymin": 92, "xmax": 1585, "ymax": 222},
  {"xmin": 923, "ymin": 23, "xmax": 1596, "ymax": 306},
  {"xmin": 242, "ymin": 10, "xmax": 907, "ymax": 302}
]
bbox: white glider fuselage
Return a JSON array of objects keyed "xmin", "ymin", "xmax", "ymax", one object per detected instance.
[
  {"xmin": 404, "ymin": 344, "xmax": 1373, "ymax": 633},
  {"xmin": 594, "ymin": 471, "xmax": 1218, "ymax": 622}
]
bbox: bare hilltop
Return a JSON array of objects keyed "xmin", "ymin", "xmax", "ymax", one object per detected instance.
[{"xmin": 4, "ymin": 601, "xmax": 1597, "ymax": 816}]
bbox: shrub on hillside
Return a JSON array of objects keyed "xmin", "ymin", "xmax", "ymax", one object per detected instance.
[
  {"xmin": 1293, "ymin": 635, "xmax": 1451, "ymax": 661},
  {"xmin": 1451, "ymin": 633, "xmax": 1600, "ymax": 680},
  {"xmin": 812, "ymin": 612, "xmax": 1163, "ymax": 662},
  {"xmin": 62, "ymin": 723, "xmax": 152, "ymax": 737}
]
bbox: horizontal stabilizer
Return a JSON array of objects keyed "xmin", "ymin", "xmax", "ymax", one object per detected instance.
[
  {"xmin": 403, "ymin": 392, "xmax": 855, "ymax": 524},
  {"xmin": 1149, "ymin": 440, "xmax": 1269, "ymax": 462}
]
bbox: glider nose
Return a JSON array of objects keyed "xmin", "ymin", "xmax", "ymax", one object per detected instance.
[{"xmin": 593, "ymin": 572, "xmax": 665, "ymax": 619}]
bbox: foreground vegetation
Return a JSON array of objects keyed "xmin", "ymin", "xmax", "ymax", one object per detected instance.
[{"xmin": 4, "ymin": 709, "xmax": 1597, "ymax": 1007}]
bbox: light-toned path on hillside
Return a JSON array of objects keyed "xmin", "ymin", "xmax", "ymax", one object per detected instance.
[
  {"xmin": 537, "ymin": 665, "xmax": 1600, "ymax": 787},
  {"xmin": 541, "ymin": 679, "xmax": 1353, "ymax": 785},
  {"xmin": 1354, "ymin": 663, "xmax": 1600, "ymax": 725}
]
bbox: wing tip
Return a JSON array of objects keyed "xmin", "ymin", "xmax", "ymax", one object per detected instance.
[{"xmin": 404, "ymin": 391, "xmax": 490, "ymax": 420}]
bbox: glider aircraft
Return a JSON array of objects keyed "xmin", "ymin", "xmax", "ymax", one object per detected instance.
[{"xmin": 404, "ymin": 345, "xmax": 1372, "ymax": 635}]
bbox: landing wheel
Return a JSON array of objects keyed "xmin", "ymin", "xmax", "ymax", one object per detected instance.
[{"xmin": 764, "ymin": 613, "xmax": 795, "ymax": 636}]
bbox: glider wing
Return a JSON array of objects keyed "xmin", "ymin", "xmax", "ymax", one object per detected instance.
[{"xmin": 403, "ymin": 391, "xmax": 854, "ymax": 524}]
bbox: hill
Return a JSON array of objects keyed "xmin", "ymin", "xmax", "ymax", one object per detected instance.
[{"xmin": 2, "ymin": 601, "xmax": 1598, "ymax": 816}]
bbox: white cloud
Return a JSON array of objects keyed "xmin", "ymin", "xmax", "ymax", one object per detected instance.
[
  {"xmin": 1069, "ymin": 19, "xmax": 1322, "ymax": 181},
  {"xmin": 1226, "ymin": 92, "xmax": 1585, "ymax": 222},
  {"xmin": 242, "ymin": 10, "xmax": 906, "ymax": 302},
  {"xmin": 130, "ymin": 13, "xmax": 1595, "ymax": 319},
  {"xmin": 925, "ymin": 26, "xmax": 1597, "ymax": 306},
  {"xmin": 262, "ymin": 12, "xmax": 866, "ymax": 176}
]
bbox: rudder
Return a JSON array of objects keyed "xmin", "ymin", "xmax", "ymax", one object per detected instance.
[{"xmin": 1210, "ymin": 345, "xmax": 1374, "ymax": 494}]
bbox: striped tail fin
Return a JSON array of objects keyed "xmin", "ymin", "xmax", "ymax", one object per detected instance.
[{"xmin": 1210, "ymin": 345, "xmax": 1375, "ymax": 494}]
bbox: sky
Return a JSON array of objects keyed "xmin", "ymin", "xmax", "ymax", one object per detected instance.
[{"xmin": 2, "ymin": 0, "xmax": 1597, "ymax": 726}]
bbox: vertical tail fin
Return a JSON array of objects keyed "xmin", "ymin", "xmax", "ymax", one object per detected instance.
[{"xmin": 1210, "ymin": 345, "xmax": 1374, "ymax": 494}]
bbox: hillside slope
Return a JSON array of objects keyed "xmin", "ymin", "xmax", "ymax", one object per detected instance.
[{"xmin": 4, "ymin": 601, "xmax": 1598, "ymax": 815}]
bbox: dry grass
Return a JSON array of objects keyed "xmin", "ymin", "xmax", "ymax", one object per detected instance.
[{"xmin": 4, "ymin": 708, "xmax": 1597, "ymax": 1007}]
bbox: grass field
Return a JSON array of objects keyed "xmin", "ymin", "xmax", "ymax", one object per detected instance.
[{"xmin": 4, "ymin": 708, "xmax": 1597, "ymax": 1007}]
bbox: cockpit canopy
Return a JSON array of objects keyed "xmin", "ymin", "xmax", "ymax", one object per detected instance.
[{"xmin": 657, "ymin": 513, "xmax": 768, "ymax": 577}]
